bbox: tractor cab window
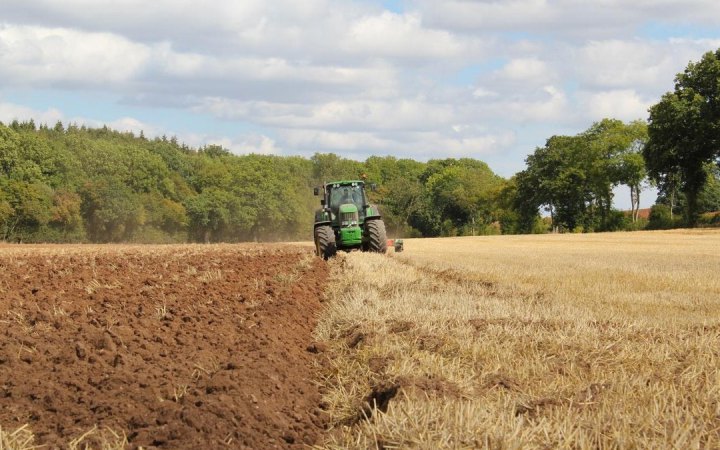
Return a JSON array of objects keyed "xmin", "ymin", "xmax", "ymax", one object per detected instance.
[{"xmin": 329, "ymin": 184, "xmax": 365, "ymax": 214}]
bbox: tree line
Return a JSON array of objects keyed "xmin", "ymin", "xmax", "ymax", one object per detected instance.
[
  {"xmin": 0, "ymin": 121, "xmax": 508, "ymax": 243},
  {"xmin": 1, "ymin": 48, "xmax": 719, "ymax": 243}
]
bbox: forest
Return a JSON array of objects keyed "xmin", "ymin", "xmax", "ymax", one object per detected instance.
[
  {"xmin": 1, "ymin": 49, "xmax": 719, "ymax": 243},
  {"xmin": 0, "ymin": 119, "xmax": 507, "ymax": 243}
]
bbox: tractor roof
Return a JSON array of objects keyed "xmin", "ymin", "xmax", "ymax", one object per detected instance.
[{"xmin": 325, "ymin": 180, "xmax": 365, "ymax": 187}]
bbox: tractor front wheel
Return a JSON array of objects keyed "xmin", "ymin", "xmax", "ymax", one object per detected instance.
[
  {"xmin": 365, "ymin": 219, "xmax": 387, "ymax": 253},
  {"xmin": 314, "ymin": 225, "xmax": 337, "ymax": 260}
]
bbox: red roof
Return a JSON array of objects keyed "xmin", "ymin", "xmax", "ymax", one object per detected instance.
[{"xmin": 623, "ymin": 208, "xmax": 651, "ymax": 219}]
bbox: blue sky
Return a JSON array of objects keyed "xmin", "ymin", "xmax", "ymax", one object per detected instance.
[{"xmin": 1, "ymin": 0, "xmax": 719, "ymax": 209}]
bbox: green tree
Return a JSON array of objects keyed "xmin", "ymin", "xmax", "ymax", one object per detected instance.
[
  {"xmin": 50, "ymin": 189, "xmax": 85, "ymax": 240},
  {"xmin": 81, "ymin": 180, "xmax": 145, "ymax": 242},
  {"xmin": 698, "ymin": 164, "xmax": 720, "ymax": 212},
  {"xmin": 617, "ymin": 151, "xmax": 647, "ymax": 222},
  {"xmin": 421, "ymin": 159, "xmax": 502, "ymax": 236},
  {"xmin": 311, "ymin": 153, "xmax": 363, "ymax": 185},
  {"xmin": 0, "ymin": 124, "xmax": 20, "ymax": 176},
  {"xmin": 584, "ymin": 119, "xmax": 648, "ymax": 225},
  {"xmin": 660, "ymin": 163, "xmax": 720, "ymax": 220},
  {"xmin": 0, "ymin": 120, "xmax": 522, "ymax": 242},
  {"xmin": 645, "ymin": 48, "xmax": 720, "ymax": 227},
  {"xmin": 516, "ymin": 135, "xmax": 594, "ymax": 232},
  {"xmin": 493, "ymin": 177, "xmax": 546, "ymax": 234},
  {"xmin": 4, "ymin": 180, "xmax": 54, "ymax": 241},
  {"xmin": 188, "ymin": 156, "xmax": 232, "ymax": 192},
  {"xmin": 140, "ymin": 192, "xmax": 188, "ymax": 236},
  {"xmin": 382, "ymin": 176, "xmax": 424, "ymax": 237},
  {"xmin": 362, "ymin": 156, "xmax": 426, "ymax": 236},
  {"xmin": 515, "ymin": 120, "xmax": 648, "ymax": 233},
  {"xmin": 184, "ymin": 189, "xmax": 243, "ymax": 242}
]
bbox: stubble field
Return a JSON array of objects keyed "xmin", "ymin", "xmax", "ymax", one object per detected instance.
[{"xmin": 316, "ymin": 230, "xmax": 720, "ymax": 448}]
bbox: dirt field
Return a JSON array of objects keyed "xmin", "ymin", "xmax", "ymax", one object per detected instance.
[{"xmin": 0, "ymin": 244, "xmax": 327, "ymax": 449}]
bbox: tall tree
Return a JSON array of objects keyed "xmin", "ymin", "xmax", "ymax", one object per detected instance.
[
  {"xmin": 645, "ymin": 48, "xmax": 720, "ymax": 227},
  {"xmin": 423, "ymin": 159, "xmax": 502, "ymax": 236},
  {"xmin": 0, "ymin": 124, "xmax": 20, "ymax": 176},
  {"xmin": 515, "ymin": 135, "xmax": 593, "ymax": 232},
  {"xmin": 584, "ymin": 119, "xmax": 648, "ymax": 224}
]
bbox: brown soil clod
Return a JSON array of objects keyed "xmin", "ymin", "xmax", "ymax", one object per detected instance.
[
  {"xmin": 514, "ymin": 398, "xmax": 561, "ymax": 417},
  {"xmin": 343, "ymin": 381, "xmax": 401, "ymax": 426},
  {"xmin": 481, "ymin": 372, "xmax": 519, "ymax": 391},
  {"xmin": 386, "ymin": 319, "xmax": 414, "ymax": 334},
  {"xmin": 399, "ymin": 375, "xmax": 463, "ymax": 399},
  {"xmin": 306, "ymin": 342, "xmax": 328, "ymax": 354},
  {"xmin": 364, "ymin": 382, "xmax": 400, "ymax": 417},
  {"xmin": 346, "ymin": 330, "xmax": 373, "ymax": 349}
]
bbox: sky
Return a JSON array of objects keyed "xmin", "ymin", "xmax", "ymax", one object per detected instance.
[{"xmin": 1, "ymin": 0, "xmax": 720, "ymax": 209}]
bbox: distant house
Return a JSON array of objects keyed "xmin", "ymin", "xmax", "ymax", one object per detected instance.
[{"xmin": 636, "ymin": 208, "xmax": 651, "ymax": 220}]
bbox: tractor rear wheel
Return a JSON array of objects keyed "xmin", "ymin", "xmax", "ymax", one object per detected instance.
[
  {"xmin": 365, "ymin": 219, "xmax": 387, "ymax": 253},
  {"xmin": 314, "ymin": 225, "xmax": 337, "ymax": 260}
]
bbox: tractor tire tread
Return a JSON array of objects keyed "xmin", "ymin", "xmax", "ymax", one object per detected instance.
[
  {"xmin": 314, "ymin": 225, "xmax": 337, "ymax": 260},
  {"xmin": 365, "ymin": 219, "xmax": 387, "ymax": 253}
]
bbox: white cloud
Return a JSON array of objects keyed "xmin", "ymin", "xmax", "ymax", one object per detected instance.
[
  {"xmin": 0, "ymin": 22, "xmax": 403, "ymax": 103},
  {"xmin": 575, "ymin": 40, "xmax": 676, "ymax": 90},
  {"xmin": 342, "ymin": 12, "xmax": 466, "ymax": 60},
  {"xmin": 279, "ymin": 128, "xmax": 515, "ymax": 159},
  {"xmin": 230, "ymin": 134, "xmax": 281, "ymax": 155},
  {"xmin": 507, "ymin": 85, "xmax": 569, "ymax": 122},
  {"xmin": 0, "ymin": 25, "xmax": 150, "ymax": 85},
  {"xmin": 572, "ymin": 38, "xmax": 720, "ymax": 98},
  {"xmin": 154, "ymin": 50, "xmax": 398, "ymax": 91},
  {"xmin": 411, "ymin": 0, "xmax": 720, "ymax": 37},
  {"xmin": 579, "ymin": 89, "xmax": 652, "ymax": 122},
  {"xmin": 412, "ymin": 0, "xmax": 555, "ymax": 32},
  {"xmin": 107, "ymin": 117, "xmax": 163, "ymax": 137},
  {"xmin": 472, "ymin": 88, "xmax": 499, "ymax": 98},
  {"xmin": 498, "ymin": 58, "xmax": 552, "ymax": 82},
  {"xmin": 195, "ymin": 97, "xmax": 458, "ymax": 132},
  {"xmin": 669, "ymin": 37, "xmax": 720, "ymax": 48},
  {"xmin": 0, "ymin": 101, "xmax": 64, "ymax": 125},
  {"xmin": 470, "ymin": 85, "xmax": 570, "ymax": 124}
]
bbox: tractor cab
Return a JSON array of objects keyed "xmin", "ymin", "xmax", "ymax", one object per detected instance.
[{"xmin": 327, "ymin": 183, "xmax": 366, "ymax": 222}]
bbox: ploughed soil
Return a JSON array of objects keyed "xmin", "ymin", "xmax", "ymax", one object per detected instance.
[{"xmin": 0, "ymin": 244, "xmax": 328, "ymax": 449}]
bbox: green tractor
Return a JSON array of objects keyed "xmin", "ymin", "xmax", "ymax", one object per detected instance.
[{"xmin": 313, "ymin": 180, "xmax": 387, "ymax": 259}]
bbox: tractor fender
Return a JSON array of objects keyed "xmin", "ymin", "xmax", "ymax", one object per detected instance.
[
  {"xmin": 364, "ymin": 204, "xmax": 382, "ymax": 220},
  {"xmin": 314, "ymin": 221, "xmax": 332, "ymax": 229},
  {"xmin": 314, "ymin": 208, "xmax": 333, "ymax": 224}
]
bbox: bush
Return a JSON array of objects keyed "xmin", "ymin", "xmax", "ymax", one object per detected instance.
[
  {"xmin": 623, "ymin": 217, "xmax": 649, "ymax": 231},
  {"xmin": 698, "ymin": 211, "xmax": 720, "ymax": 227},
  {"xmin": 9, "ymin": 225, "xmax": 87, "ymax": 243},
  {"xmin": 538, "ymin": 217, "xmax": 554, "ymax": 234},
  {"xmin": 604, "ymin": 210, "xmax": 630, "ymax": 232},
  {"xmin": 647, "ymin": 204, "xmax": 674, "ymax": 230},
  {"xmin": 130, "ymin": 226, "xmax": 185, "ymax": 244}
]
